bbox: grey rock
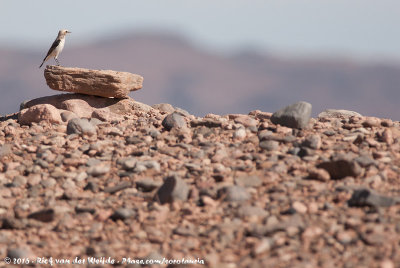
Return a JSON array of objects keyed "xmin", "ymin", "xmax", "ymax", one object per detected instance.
[
  {"xmin": 89, "ymin": 117, "xmax": 104, "ymax": 126},
  {"xmin": 41, "ymin": 178, "xmax": 57, "ymax": 188},
  {"xmin": 270, "ymin": 101, "xmax": 312, "ymax": 129},
  {"xmin": 120, "ymin": 157, "xmax": 136, "ymax": 170},
  {"xmin": 234, "ymin": 128, "xmax": 247, "ymax": 139},
  {"xmin": 318, "ymin": 109, "xmax": 362, "ymax": 119},
  {"xmin": 298, "ymin": 147, "xmax": 315, "ymax": 158},
  {"xmin": 219, "ymin": 185, "xmax": 250, "ymax": 202},
  {"xmin": 259, "ymin": 140, "xmax": 279, "ymax": 151},
  {"xmin": 348, "ymin": 188, "xmax": 398, "ymax": 207},
  {"xmin": 7, "ymin": 248, "xmax": 34, "ymax": 259},
  {"xmin": 175, "ymin": 107, "xmax": 191, "ymax": 117},
  {"xmin": 20, "ymin": 100, "xmax": 30, "ymax": 110},
  {"xmin": 155, "ymin": 175, "xmax": 189, "ymax": 204},
  {"xmin": 323, "ymin": 130, "xmax": 336, "ymax": 136},
  {"xmin": 288, "ymin": 147, "xmax": 301, "ymax": 155},
  {"xmin": 67, "ymin": 118, "xmax": 96, "ymax": 136},
  {"xmin": 301, "ymin": 134, "xmax": 321, "ymax": 149},
  {"xmin": 84, "ymin": 181, "xmax": 99, "ymax": 192},
  {"xmin": 355, "ymin": 155, "xmax": 377, "ymax": 167},
  {"xmin": 11, "ymin": 176, "xmax": 27, "ymax": 187},
  {"xmin": 317, "ymin": 153, "xmax": 362, "ymax": 179},
  {"xmin": 139, "ymin": 160, "xmax": 161, "ymax": 172},
  {"xmin": 162, "ymin": 112, "xmax": 186, "ymax": 131},
  {"xmin": 126, "ymin": 136, "xmax": 143, "ymax": 145},
  {"xmin": 0, "ymin": 144, "xmax": 12, "ymax": 158},
  {"xmin": 148, "ymin": 129, "xmax": 161, "ymax": 138},
  {"xmin": 87, "ymin": 165, "xmax": 110, "ymax": 176},
  {"xmin": 110, "ymin": 208, "xmax": 137, "ymax": 221}
]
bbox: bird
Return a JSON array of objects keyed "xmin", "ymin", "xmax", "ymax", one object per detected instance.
[{"xmin": 39, "ymin": 29, "xmax": 71, "ymax": 68}]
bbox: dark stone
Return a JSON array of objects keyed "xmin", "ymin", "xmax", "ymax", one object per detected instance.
[
  {"xmin": 162, "ymin": 112, "xmax": 186, "ymax": 131},
  {"xmin": 155, "ymin": 175, "xmax": 189, "ymax": 204},
  {"xmin": 110, "ymin": 208, "xmax": 137, "ymax": 221},
  {"xmin": 270, "ymin": 101, "xmax": 312, "ymax": 129},
  {"xmin": 67, "ymin": 118, "xmax": 96, "ymax": 136},
  {"xmin": 190, "ymin": 119, "xmax": 222, "ymax": 128},
  {"xmin": 84, "ymin": 181, "xmax": 99, "ymax": 192},
  {"xmin": 348, "ymin": 188, "xmax": 398, "ymax": 208},
  {"xmin": 7, "ymin": 248, "xmax": 33, "ymax": 259},
  {"xmin": 75, "ymin": 206, "xmax": 96, "ymax": 214},
  {"xmin": 298, "ymin": 147, "xmax": 315, "ymax": 158},
  {"xmin": 28, "ymin": 209, "xmax": 55, "ymax": 222},
  {"xmin": 317, "ymin": 153, "xmax": 362, "ymax": 179}
]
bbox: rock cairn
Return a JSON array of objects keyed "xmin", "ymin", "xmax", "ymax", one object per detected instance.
[{"xmin": 1, "ymin": 71, "xmax": 400, "ymax": 267}]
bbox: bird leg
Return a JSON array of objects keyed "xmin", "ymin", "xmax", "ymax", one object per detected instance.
[{"xmin": 55, "ymin": 58, "xmax": 60, "ymax": 66}]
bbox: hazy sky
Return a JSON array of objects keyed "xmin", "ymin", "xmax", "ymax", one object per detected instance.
[{"xmin": 1, "ymin": 0, "xmax": 400, "ymax": 60}]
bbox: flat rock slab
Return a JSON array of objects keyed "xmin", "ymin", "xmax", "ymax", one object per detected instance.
[{"xmin": 44, "ymin": 66, "xmax": 143, "ymax": 98}]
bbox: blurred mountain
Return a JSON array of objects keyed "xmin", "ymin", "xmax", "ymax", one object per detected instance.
[{"xmin": 1, "ymin": 32, "xmax": 400, "ymax": 119}]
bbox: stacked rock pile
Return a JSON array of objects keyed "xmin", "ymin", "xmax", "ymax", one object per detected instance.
[
  {"xmin": 0, "ymin": 67, "xmax": 399, "ymax": 267},
  {"xmin": 18, "ymin": 66, "xmax": 144, "ymax": 126}
]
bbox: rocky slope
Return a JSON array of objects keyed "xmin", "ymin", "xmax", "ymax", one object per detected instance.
[{"xmin": 0, "ymin": 94, "xmax": 399, "ymax": 267}]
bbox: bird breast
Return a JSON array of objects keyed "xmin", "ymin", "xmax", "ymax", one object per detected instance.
[{"xmin": 54, "ymin": 39, "xmax": 66, "ymax": 57}]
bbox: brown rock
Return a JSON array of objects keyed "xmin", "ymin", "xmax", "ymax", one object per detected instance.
[
  {"xmin": 317, "ymin": 153, "xmax": 362, "ymax": 179},
  {"xmin": 44, "ymin": 66, "xmax": 143, "ymax": 98},
  {"xmin": 22, "ymin": 94, "xmax": 153, "ymax": 118},
  {"xmin": 18, "ymin": 104, "xmax": 62, "ymax": 125}
]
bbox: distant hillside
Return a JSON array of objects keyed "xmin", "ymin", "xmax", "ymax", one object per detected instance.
[{"xmin": 1, "ymin": 32, "xmax": 400, "ymax": 119}]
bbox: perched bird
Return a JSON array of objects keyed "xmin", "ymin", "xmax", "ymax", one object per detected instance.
[{"xmin": 39, "ymin": 29, "xmax": 71, "ymax": 68}]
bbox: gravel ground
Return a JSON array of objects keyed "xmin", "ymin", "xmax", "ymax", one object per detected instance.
[{"xmin": 1, "ymin": 104, "xmax": 400, "ymax": 268}]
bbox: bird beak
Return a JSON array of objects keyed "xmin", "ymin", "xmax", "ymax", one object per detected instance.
[{"xmin": 67, "ymin": 31, "xmax": 72, "ymax": 34}]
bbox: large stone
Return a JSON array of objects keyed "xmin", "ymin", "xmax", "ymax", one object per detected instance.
[
  {"xmin": 18, "ymin": 104, "xmax": 62, "ymax": 125},
  {"xmin": 44, "ymin": 66, "xmax": 143, "ymax": 98},
  {"xmin": 162, "ymin": 112, "xmax": 187, "ymax": 131},
  {"xmin": 270, "ymin": 101, "xmax": 312, "ymax": 129}
]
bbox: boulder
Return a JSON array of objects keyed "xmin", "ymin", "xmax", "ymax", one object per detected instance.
[
  {"xmin": 270, "ymin": 101, "xmax": 312, "ymax": 129},
  {"xmin": 44, "ymin": 66, "xmax": 143, "ymax": 98}
]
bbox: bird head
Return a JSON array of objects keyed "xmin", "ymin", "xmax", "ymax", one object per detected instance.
[{"xmin": 58, "ymin": 29, "xmax": 71, "ymax": 37}]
